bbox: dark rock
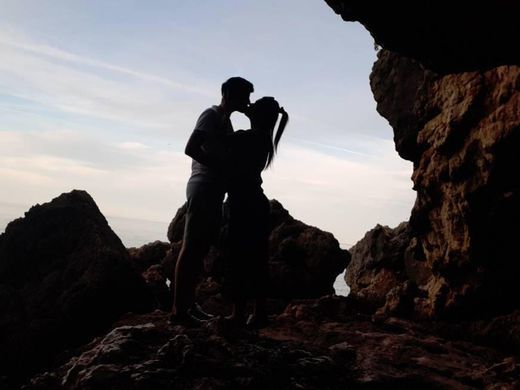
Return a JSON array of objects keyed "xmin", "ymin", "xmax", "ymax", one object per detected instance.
[
  {"xmin": 0, "ymin": 190, "xmax": 152, "ymax": 384},
  {"xmin": 166, "ymin": 199, "xmax": 350, "ymax": 300},
  {"xmin": 267, "ymin": 201, "xmax": 350, "ymax": 298},
  {"xmin": 325, "ymin": 0, "xmax": 520, "ymax": 73},
  {"xmin": 24, "ymin": 302, "xmax": 520, "ymax": 389},
  {"xmin": 346, "ymin": 222, "xmax": 413, "ymax": 307},
  {"xmin": 167, "ymin": 203, "xmax": 187, "ymax": 243},
  {"xmin": 128, "ymin": 241, "xmax": 171, "ymax": 273}
]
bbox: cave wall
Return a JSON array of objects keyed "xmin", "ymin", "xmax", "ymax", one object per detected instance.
[
  {"xmin": 326, "ymin": 1, "xmax": 520, "ymax": 318},
  {"xmin": 325, "ymin": 0, "xmax": 520, "ymax": 74}
]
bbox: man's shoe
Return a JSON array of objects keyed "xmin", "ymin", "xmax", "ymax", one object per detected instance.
[
  {"xmin": 169, "ymin": 312, "xmax": 207, "ymax": 327},
  {"xmin": 190, "ymin": 303, "xmax": 215, "ymax": 320}
]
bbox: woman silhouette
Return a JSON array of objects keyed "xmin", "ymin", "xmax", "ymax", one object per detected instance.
[{"xmin": 225, "ymin": 96, "xmax": 288, "ymax": 327}]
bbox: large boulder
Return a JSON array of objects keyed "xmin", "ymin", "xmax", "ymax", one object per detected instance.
[
  {"xmin": 0, "ymin": 190, "xmax": 152, "ymax": 384},
  {"xmin": 166, "ymin": 199, "xmax": 350, "ymax": 300},
  {"xmin": 346, "ymin": 223, "xmax": 417, "ymax": 308}
]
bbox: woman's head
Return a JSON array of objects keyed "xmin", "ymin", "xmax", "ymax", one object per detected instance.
[{"xmin": 247, "ymin": 97, "xmax": 289, "ymax": 168}]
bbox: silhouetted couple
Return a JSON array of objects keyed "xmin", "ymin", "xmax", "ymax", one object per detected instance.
[{"xmin": 170, "ymin": 77, "xmax": 288, "ymax": 328}]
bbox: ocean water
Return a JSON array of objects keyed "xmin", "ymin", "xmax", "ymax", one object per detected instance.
[{"xmin": 1, "ymin": 202, "xmax": 350, "ymax": 296}]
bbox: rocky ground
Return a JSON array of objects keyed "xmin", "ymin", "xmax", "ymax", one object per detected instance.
[{"xmin": 24, "ymin": 297, "xmax": 520, "ymax": 389}]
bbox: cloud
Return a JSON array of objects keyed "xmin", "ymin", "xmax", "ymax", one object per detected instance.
[
  {"xmin": 0, "ymin": 128, "xmax": 191, "ymax": 222},
  {"xmin": 0, "ymin": 31, "xmax": 210, "ymax": 134},
  {"xmin": 0, "ymin": 127, "xmax": 414, "ymax": 245},
  {"xmin": 117, "ymin": 142, "xmax": 151, "ymax": 151},
  {"xmin": 262, "ymin": 143, "xmax": 415, "ymax": 247},
  {"xmin": 0, "ymin": 28, "xmax": 213, "ymax": 97}
]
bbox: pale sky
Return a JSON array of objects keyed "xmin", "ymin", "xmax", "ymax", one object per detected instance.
[{"xmin": 0, "ymin": 0, "xmax": 416, "ymax": 248}]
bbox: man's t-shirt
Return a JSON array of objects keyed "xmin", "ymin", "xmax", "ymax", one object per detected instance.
[{"xmin": 189, "ymin": 105, "xmax": 233, "ymax": 184}]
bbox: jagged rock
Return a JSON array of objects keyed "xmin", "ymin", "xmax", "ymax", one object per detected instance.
[
  {"xmin": 25, "ymin": 300, "xmax": 520, "ymax": 389},
  {"xmin": 346, "ymin": 222, "xmax": 413, "ymax": 307},
  {"xmin": 167, "ymin": 203, "xmax": 187, "ymax": 243},
  {"xmin": 166, "ymin": 199, "xmax": 350, "ymax": 300},
  {"xmin": 0, "ymin": 190, "xmax": 152, "ymax": 384},
  {"xmin": 369, "ymin": 50, "xmax": 520, "ymax": 318},
  {"xmin": 128, "ymin": 241, "xmax": 171, "ymax": 273},
  {"xmin": 325, "ymin": 0, "xmax": 520, "ymax": 73}
]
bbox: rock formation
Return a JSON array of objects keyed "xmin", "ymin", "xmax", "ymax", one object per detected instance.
[
  {"xmin": 0, "ymin": 190, "xmax": 152, "ymax": 385},
  {"xmin": 166, "ymin": 199, "xmax": 350, "ymax": 300},
  {"xmin": 324, "ymin": 0, "xmax": 520, "ymax": 73},
  {"xmin": 25, "ymin": 298, "xmax": 520, "ymax": 389},
  {"xmin": 326, "ymin": 1, "xmax": 520, "ymax": 320}
]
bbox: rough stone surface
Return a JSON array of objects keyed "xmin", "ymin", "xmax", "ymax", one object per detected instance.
[
  {"xmin": 346, "ymin": 223, "xmax": 417, "ymax": 308},
  {"xmin": 0, "ymin": 190, "xmax": 152, "ymax": 384},
  {"xmin": 367, "ymin": 51, "xmax": 520, "ymax": 319},
  {"xmin": 325, "ymin": 0, "xmax": 520, "ymax": 74},
  {"xmin": 25, "ymin": 298, "xmax": 520, "ymax": 389},
  {"xmin": 128, "ymin": 241, "xmax": 171, "ymax": 273}
]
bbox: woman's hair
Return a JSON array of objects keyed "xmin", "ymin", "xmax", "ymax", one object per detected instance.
[{"xmin": 249, "ymin": 97, "xmax": 289, "ymax": 169}]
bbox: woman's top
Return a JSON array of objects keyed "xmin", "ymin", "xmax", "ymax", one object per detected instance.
[{"xmin": 226, "ymin": 129, "xmax": 270, "ymax": 194}]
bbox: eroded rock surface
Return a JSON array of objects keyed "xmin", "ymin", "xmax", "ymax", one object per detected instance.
[
  {"xmin": 25, "ymin": 297, "xmax": 520, "ymax": 389},
  {"xmin": 0, "ymin": 190, "xmax": 151, "ymax": 384},
  {"xmin": 366, "ymin": 51, "xmax": 520, "ymax": 319}
]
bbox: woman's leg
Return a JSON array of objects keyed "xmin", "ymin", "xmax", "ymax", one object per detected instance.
[{"xmin": 247, "ymin": 194, "xmax": 271, "ymax": 327}]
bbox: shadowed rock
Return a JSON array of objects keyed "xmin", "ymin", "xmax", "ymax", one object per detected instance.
[
  {"xmin": 325, "ymin": 0, "xmax": 520, "ymax": 73},
  {"xmin": 0, "ymin": 190, "xmax": 152, "ymax": 384},
  {"xmin": 25, "ymin": 299, "xmax": 520, "ymax": 389},
  {"xmin": 165, "ymin": 199, "xmax": 350, "ymax": 300}
]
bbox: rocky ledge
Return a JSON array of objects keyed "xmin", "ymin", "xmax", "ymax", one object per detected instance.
[{"xmin": 25, "ymin": 297, "xmax": 520, "ymax": 389}]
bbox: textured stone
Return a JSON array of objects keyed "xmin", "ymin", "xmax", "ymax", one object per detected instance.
[
  {"xmin": 346, "ymin": 222, "xmax": 413, "ymax": 307},
  {"xmin": 25, "ymin": 300, "xmax": 520, "ymax": 389},
  {"xmin": 369, "ymin": 51, "xmax": 520, "ymax": 318},
  {"xmin": 0, "ymin": 190, "xmax": 152, "ymax": 384}
]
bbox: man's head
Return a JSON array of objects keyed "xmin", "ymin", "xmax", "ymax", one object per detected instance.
[{"xmin": 221, "ymin": 77, "xmax": 254, "ymax": 113}]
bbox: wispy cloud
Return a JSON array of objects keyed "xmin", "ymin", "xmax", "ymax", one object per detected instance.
[
  {"xmin": 0, "ymin": 129, "xmax": 191, "ymax": 221},
  {"xmin": 0, "ymin": 28, "xmax": 213, "ymax": 97},
  {"xmin": 0, "ymin": 30, "xmax": 211, "ymax": 133}
]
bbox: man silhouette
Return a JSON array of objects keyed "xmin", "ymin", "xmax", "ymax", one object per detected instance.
[{"xmin": 171, "ymin": 77, "xmax": 254, "ymax": 324}]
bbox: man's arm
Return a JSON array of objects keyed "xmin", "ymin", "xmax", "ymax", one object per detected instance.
[
  {"xmin": 184, "ymin": 130, "xmax": 225, "ymax": 169},
  {"xmin": 185, "ymin": 109, "xmax": 229, "ymax": 170}
]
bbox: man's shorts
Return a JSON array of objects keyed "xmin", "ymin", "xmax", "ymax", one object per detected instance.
[{"xmin": 183, "ymin": 181, "xmax": 225, "ymax": 248}]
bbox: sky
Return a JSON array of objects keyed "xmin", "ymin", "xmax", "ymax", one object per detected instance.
[{"xmin": 0, "ymin": 0, "xmax": 416, "ymax": 248}]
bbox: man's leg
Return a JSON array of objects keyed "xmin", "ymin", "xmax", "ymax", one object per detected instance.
[
  {"xmin": 170, "ymin": 182, "xmax": 224, "ymax": 320},
  {"xmin": 171, "ymin": 239, "xmax": 208, "ymax": 317}
]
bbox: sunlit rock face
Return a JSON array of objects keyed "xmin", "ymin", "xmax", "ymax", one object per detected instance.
[
  {"xmin": 324, "ymin": 0, "xmax": 520, "ymax": 74},
  {"xmin": 325, "ymin": 1, "xmax": 520, "ymax": 319},
  {"xmin": 372, "ymin": 53, "xmax": 519, "ymax": 319},
  {"xmin": 0, "ymin": 190, "xmax": 152, "ymax": 383}
]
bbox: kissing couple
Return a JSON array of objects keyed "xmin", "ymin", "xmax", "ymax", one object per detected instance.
[{"xmin": 170, "ymin": 77, "xmax": 288, "ymax": 328}]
